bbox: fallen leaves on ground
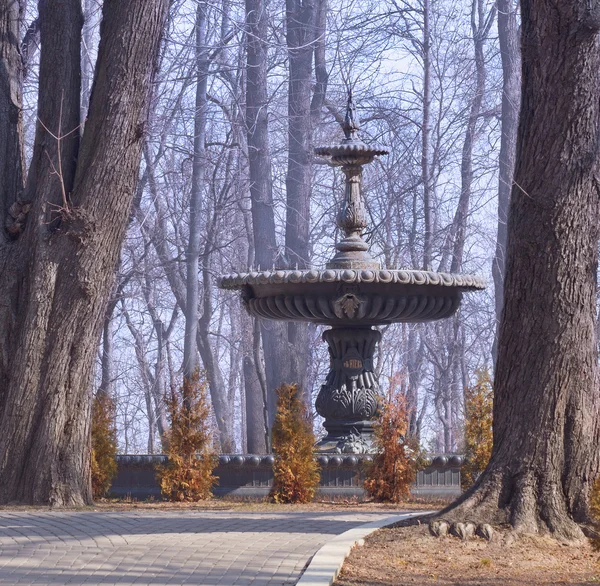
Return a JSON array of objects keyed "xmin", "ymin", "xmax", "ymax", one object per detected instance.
[{"xmin": 334, "ymin": 523, "xmax": 600, "ymax": 586}]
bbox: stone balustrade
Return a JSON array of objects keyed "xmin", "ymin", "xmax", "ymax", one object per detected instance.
[{"xmin": 110, "ymin": 454, "xmax": 464, "ymax": 500}]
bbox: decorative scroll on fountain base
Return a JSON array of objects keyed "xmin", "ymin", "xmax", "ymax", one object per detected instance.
[{"xmin": 315, "ymin": 327, "xmax": 382, "ymax": 453}]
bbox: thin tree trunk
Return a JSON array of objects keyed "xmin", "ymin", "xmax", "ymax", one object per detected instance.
[
  {"xmin": 450, "ymin": 0, "xmax": 495, "ymax": 273},
  {"xmin": 245, "ymin": 0, "xmax": 293, "ymax": 431},
  {"xmin": 97, "ymin": 313, "xmax": 114, "ymax": 401},
  {"xmin": 81, "ymin": 0, "xmax": 94, "ymax": 122},
  {"xmin": 239, "ymin": 202, "xmax": 268, "ymax": 453},
  {"xmin": 183, "ymin": 1, "xmax": 208, "ymax": 380},
  {"xmin": 421, "ymin": 0, "xmax": 432, "ymax": 270},
  {"xmin": 285, "ymin": 0, "xmax": 314, "ymax": 270},
  {"xmin": 405, "ymin": 325, "xmax": 424, "ymax": 440},
  {"xmin": 434, "ymin": 0, "xmax": 494, "ymax": 453},
  {"xmin": 491, "ymin": 0, "xmax": 520, "ymax": 365},
  {"xmin": 285, "ymin": 0, "xmax": 317, "ymax": 404}
]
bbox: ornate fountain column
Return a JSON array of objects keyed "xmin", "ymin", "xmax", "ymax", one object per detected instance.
[
  {"xmin": 324, "ymin": 96, "xmax": 381, "ymax": 271},
  {"xmin": 313, "ymin": 93, "xmax": 389, "ymax": 452},
  {"xmin": 315, "ymin": 327, "xmax": 382, "ymax": 452}
]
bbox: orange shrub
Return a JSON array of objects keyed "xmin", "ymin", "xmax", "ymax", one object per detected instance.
[
  {"xmin": 157, "ymin": 370, "xmax": 217, "ymax": 501},
  {"xmin": 270, "ymin": 383, "xmax": 320, "ymax": 504},
  {"xmin": 462, "ymin": 368, "xmax": 493, "ymax": 489},
  {"xmin": 91, "ymin": 392, "xmax": 118, "ymax": 499},
  {"xmin": 592, "ymin": 479, "xmax": 600, "ymax": 521},
  {"xmin": 364, "ymin": 393, "xmax": 415, "ymax": 502},
  {"xmin": 589, "ymin": 478, "xmax": 600, "ymax": 549}
]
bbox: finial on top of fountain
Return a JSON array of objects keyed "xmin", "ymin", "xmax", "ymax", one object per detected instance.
[
  {"xmin": 343, "ymin": 90, "xmax": 360, "ymax": 141},
  {"xmin": 313, "ymin": 93, "xmax": 389, "ymax": 269},
  {"xmin": 315, "ymin": 92, "xmax": 388, "ymax": 165}
]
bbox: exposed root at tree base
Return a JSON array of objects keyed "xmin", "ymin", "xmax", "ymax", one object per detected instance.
[{"xmin": 421, "ymin": 470, "xmax": 590, "ymax": 544}]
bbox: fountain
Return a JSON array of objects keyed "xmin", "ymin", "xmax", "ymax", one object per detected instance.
[{"xmin": 220, "ymin": 94, "xmax": 485, "ymax": 453}]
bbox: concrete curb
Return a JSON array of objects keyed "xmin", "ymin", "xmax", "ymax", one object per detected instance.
[{"xmin": 296, "ymin": 511, "xmax": 429, "ymax": 586}]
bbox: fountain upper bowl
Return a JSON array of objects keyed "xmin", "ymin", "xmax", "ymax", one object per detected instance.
[{"xmin": 219, "ymin": 268, "xmax": 485, "ymax": 327}]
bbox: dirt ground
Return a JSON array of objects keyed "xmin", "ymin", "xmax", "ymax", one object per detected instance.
[
  {"xmin": 0, "ymin": 497, "xmax": 442, "ymax": 513},
  {"xmin": 334, "ymin": 522, "xmax": 600, "ymax": 586}
]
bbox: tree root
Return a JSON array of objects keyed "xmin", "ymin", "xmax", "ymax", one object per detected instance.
[{"xmin": 424, "ymin": 469, "xmax": 589, "ymax": 544}]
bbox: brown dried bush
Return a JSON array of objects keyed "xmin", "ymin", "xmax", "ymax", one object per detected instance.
[
  {"xmin": 364, "ymin": 392, "xmax": 415, "ymax": 503},
  {"xmin": 91, "ymin": 392, "xmax": 118, "ymax": 499},
  {"xmin": 589, "ymin": 478, "xmax": 600, "ymax": 549},
  {"xmin": 270, "ymin": 383, "xmax": 320, "ymax": 504},
  {"xmin": 462, "ymin": 368, "xmax": 493, "ymax": 489},
  {"xmin": 157, "ymin": 370, "xmax": 217, "ymax": 501}
]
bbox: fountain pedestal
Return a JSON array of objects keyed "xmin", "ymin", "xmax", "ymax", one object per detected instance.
[{"xmin": 315, "ymin": 327, "xmax": 382, "ymax": 453}]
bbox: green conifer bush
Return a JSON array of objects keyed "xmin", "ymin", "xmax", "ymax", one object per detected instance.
[{"xmin": 270, "ymin": 383, "xmax": 320, "ymax": 504}]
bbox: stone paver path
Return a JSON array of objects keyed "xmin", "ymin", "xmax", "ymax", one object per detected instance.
[{"xmin": 0, "ymin": 510, "xmax": 402, "ymax": 585}]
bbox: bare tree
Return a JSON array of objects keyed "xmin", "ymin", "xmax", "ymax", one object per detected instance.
[
  {"xmin": 0, "ymin": 0, "xmax": 169, "ymax": 505},
  {"xmin": 245, "ymin": 0, "xmax": 293, "ymax": 434},
  {"xmin": 442, "ymin": 0, "xmax": 600, "ymax": 540}
]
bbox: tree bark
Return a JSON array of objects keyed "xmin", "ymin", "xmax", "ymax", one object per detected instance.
[
  {"xmin": 441, "ymin": 0, "xmax": 600, "ymax": 540},
  {"xmin": 0, "ymin": 0, "xmax": 168, "ymax": 506},
  {"xmin": 0, "ymin": 0, "xmax": 25, "ymax": 241}
]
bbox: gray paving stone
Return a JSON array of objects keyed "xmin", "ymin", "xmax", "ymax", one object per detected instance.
[{"xmin": 0, "ymin": 510, "xmax": 400, "ymax": 585}]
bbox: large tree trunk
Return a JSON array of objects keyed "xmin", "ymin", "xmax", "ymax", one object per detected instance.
[
  {"xmin": 442, "ymin": 0, "xmax": 600, "ymax": 540},
  {"xmin": 0, "ymin": 0, "xmax": 168, "ymax": 506},
  {"xmin": 491, "ymin": 0, "xmax": 520, "ymax": 365}
]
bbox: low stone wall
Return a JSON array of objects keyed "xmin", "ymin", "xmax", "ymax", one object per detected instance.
[{"xmin": 110, "ymin": 454, "xmax": 464, "ymax": 500}]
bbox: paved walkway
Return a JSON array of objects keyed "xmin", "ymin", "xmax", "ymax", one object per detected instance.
[{"xmin": 0, "ymin": 510, "xmax": 402, "ymax": 585}]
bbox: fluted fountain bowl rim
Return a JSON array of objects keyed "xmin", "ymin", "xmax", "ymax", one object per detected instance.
[
  {"xmin": 219, "ymin": 268, "xmax": 486, "ymax": 291},
  {"xmin": 314, "ymin": 140, "xmax": 389, "ymax": 159}
]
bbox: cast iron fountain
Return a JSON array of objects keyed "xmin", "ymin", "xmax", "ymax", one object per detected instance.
[{"xmin": 220, "ymin": 94, "xmax": 485, "ymax": 453}]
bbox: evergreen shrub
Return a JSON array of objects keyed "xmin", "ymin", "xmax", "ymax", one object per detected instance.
[
  {"xmin": 91, "ymin": 392, "xmax": 118, "ymax": 499},
  {"xmin": 462, "ymin": 368, "xmax": 493, "ymax": 489},
  {"xmin": 364, "ymin": 392, "xmax": 415, "ymax": 502},
  {"xmin": 157, "ymin": 370, "xmax": 217, "ymax": 501},
  {"xmin": 270, "ymin": 383, "xmax": 320, "ymax": 504}
]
